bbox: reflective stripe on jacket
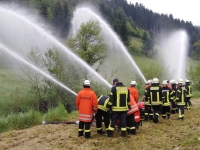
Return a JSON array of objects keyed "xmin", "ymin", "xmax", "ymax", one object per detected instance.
[
  {"xmin": 76, "ymin": 87, "xmax": 98, "ymax": 122},
  {"xmin": 109, "ymin": 82, "xmax": 130, "ymax": 111},
  {"xmin": 176, "ymin": 85, "xmax": 186, "ymax": 106},
  {"xmin": 149, "ymin": 85, "xmax": 163, "ymax": 105},
  {"xmin": 98, "ymin": 95, "xmax": 109, "ymax": 112},
  {"xmin": 127, "ymin": 95, "xmax": 139, "ymax": 116}
]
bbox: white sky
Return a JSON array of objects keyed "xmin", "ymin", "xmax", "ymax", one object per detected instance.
[{"xmin": 127, "ymin": 0, "xmax": 200, "ymax": 26}]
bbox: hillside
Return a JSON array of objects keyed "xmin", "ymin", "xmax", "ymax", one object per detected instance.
[{"xmin": 0, "ymin": 99, "xmax": 199, "ymax": 150}]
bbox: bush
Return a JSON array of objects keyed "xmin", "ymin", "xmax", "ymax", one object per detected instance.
[
  {"xmin": 43, "ymin": 102, "xmax": 68, "ymax": 122},
  {"xmin": 7, "ymin": 110, "xmax": 42, "ymax": 130}
]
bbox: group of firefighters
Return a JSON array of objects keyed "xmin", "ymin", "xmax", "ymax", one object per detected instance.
[{"xmin": 75, "ymin": 77, "xmax": 192, "ymax": 138}]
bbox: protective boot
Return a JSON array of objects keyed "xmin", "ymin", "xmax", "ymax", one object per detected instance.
[
  {"xmin": 167, "ymin": 114, "xmax": 170, "ymax": 119},
  {"xmin": 97, "ymin": 129, "xmax": 103, "ymax": 134},
  {"xmin": 107, "ymin": 130, "xmax": 113, "ymax": 137},
  {"xmin": 121, "ymin": 131, "xmax": 126, "ymax": 137},
  {"xmin": 85, "ymin": 132, "xmax": 91, "ymax": 138},
  {"xmin": 144, "ymin": 115, "xmax": 148, "ymax": 121},
  {"xmin": 78, "ymin": 131, "xmax": 83, "ymax": 137},
  {"xmin": 149, "ymin": 115, "xmax": 153, "ymax": 120},
  {"xmin": 162, "ymin": 115, "xmax": 166, "ymax": 119},
  {"xmin": 153, "ymin": 115, "xmax": 159, "ymax": 123},
  {"xmin": 130, "ymin": 129, "xmax": 136, "ymax": 135}
]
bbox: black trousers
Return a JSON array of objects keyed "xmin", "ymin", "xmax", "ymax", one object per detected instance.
[
  {"xmin": 144, "ymin": 105, "xmax": 153, "ymax": 120},
  {"xmin": 152, "ymin": 105, "xmax": 162, "ymax": 123},
  {"xmin": 177, "ymin": 105, "xmax": 184, "ymax": 119},
  {"xmin": 108, "ymin": 111, "xmax": 127, "ymax": 136},
  {"xmin": 95, "ymin": 109, "xmax": 110, "ymax": 133},
  {"xmin": 78, "ymin": 121, "xmax": 91, "ymax": 138},
  {"xmin": 185, "ymin": 97, "xmax": 191, "ymax": 109},
  {"xmin": 162, "ymin": 105, "xmax": 171, "ymax": 118},
  {"xmin": 126, "ymin": 113, "xmax": 136, "ymax": 134}
]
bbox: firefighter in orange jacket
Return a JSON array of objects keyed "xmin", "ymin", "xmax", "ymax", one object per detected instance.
[
  {"xmin": 126, "ymin": 94, "xmax": 139, "ymax": 135},
  {"xmin": 76, "ymin": 80, "xmax": 98, "ymax": 138},
  {"xmin": 128, "ymin": 81, "xmax": 139, "ymax": 103}
]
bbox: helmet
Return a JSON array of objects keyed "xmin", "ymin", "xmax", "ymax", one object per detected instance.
[
  {"xmin": 83, "ymin": 80, "xmax": 90, "ymax": 86},
  {"xmin": 152, "ymin": 78, "xmax": 159, "ymax": 84},
  {"xmin": 170, "ymin": 79, "xmax": 176, "ymax": 84},
  {"xmin": 130, "ymin": 81, "xmax": 137, "ymax": 85},
  {"xmin": 185, "ymin": 79, "xmax": 190, "ymax": 83},
  {"xmin": 162, "ymin": 80, "xmax": 168, "ymax": 85},
  {"xmin": 146, "ymin": 79, "xmax": 152, "ymax": 85},
  {"xmin": 178, "ymin": 79, "xmax": 184, "ymax": 84}
]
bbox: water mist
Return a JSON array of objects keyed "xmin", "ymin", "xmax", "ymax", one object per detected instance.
[
  {"xmin": 0, "ymin": 43, "xmax": 77, "ymax": 96},
  {"xmin": 157, "ymin": 30, "xmax": 189, "ymax": 80},
  {"xmin": 0, "ymin": 4, "xmax": 112, "ymax": 88},
  {"xmin": 70, "ymin": 7, "xmax": 147, "ymax": 84}
]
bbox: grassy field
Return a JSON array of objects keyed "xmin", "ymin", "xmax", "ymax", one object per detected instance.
[{"xmin": 0, "ymin": 99, "xmax": 199, "ymax": 150}]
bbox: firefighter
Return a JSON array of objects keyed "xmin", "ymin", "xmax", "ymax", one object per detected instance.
[
  {"xmin": 146, "ymin": 78, "xmax": 164, "ymax": 123},
  {"xmin": 95, "ymin": 95, "xmax": 110, "ymax": 134},
  {"xmin": 176, "ymin": 79, "xmax": 187, "ymax": 120},
  {"xmin": 76, "ymin": 80, "xmax": 98, "ymax": 138},
  {"xmin": 126, "ymin": 95, "xmax": 139, "ymax": 135},
  {"xmin": 107, "ymin": 79, "xmax": 130, "ymax": 137},
  {"xmin": 143, "ymin": 80, "xmax": 153, "ymax": 121},
  {"xmin": 128, "ymin": 81, "xmax": 139, "ymax": 103},
  {"xmin": 185, "ymin": 79, "xmax": 192, "ymax": 110},
  {"xmin": 161, "ymin": 80, "xmax": 173, "ymax": 119},
  {"xmin": 170, "ymin": 79, "xmax": 177, "ymax": 114}
]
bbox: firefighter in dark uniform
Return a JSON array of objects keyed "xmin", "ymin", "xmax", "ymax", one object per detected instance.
[
  {"xmin": 143, "ymin": 80, "xmax": 153, "ymax": 121},
  {"xmin": 161, "ymin": 80, "xmax": 174, "ymax": 119},
  {"xmin": 176, "ymin": 79, "xmax": 187, "ymax": 120},
  {"xmin": 107, "ymin": 79, "xmax": 130, "ymax": 137},
  {"xmin": 95, "ymin": 95, "xmax": 110, "ymax": 134},
  {"xmin": 146, "ymin": 78, "xmax": 164, "ymax": 123},
  {"xmin": 185, "ymin": 79, "xmax": 192, "ymax": 110},
  {"xmin": 170, "ymin": 79, "xmax": 177, "ymax": 114}
]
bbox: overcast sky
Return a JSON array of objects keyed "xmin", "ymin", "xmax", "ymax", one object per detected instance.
[{"xmin": 127, "ymin": 0, "xmax": 200, "ymax": 26}]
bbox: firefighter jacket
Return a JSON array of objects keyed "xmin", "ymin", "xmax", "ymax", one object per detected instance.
[
  {"xmin": 97, "ymin": 95, "xmax": 110, "ymax": 112},
  {"xmin": 176, "ymin": 85, "xmax": 187, "ymax": 105},
  {"xmin": 162, "ymin": 86, "xmax": 173, "ymax": 106},
  {"xmin": 185, "ymin": 83, "xmax": 192, "ymax": 98},
  {"xmin": 147, "ymin": 84, "xmax": 164, "ymax": 105},
  {"xmin": 109, "ymin": 82, "xmax": 130, "ymax": 111},
  {"xmin": 171, "ymin": 84, "xmax": 177, "ymax": 102},
  {"xmin": 76, "ymin": 87, "xmax": 98, "ymax": 122},
  {"xmin": 143, "ymin": 85, "xmax": 151, "ymax": 105},
  {"xmin": 127, "ymin": 95, "xmax": 139, "ymax": 116},
  {"xmin": 128, "ymin": 86, "xmax": 139, "ymax": 103}
]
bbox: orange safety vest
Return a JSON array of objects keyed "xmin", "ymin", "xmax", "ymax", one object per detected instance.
[
  {"xmin": 127, "ymin": 95, "xmax": 139, "ymax": 116},
  {"xmin": 76, "ymin": 88, "xmax": 98, "ymax": 122},
  {"xmin": 128, "ymin": 86, "xmax": 139, "ymax": 103}
]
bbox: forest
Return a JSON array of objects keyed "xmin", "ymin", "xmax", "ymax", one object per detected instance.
[{"xmin": 1, "ymin": 0, "xmax": 200, "ymax": 59}]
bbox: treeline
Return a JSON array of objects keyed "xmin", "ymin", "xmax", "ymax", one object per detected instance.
[{"xmin": 1, "ymin": 0, "xmax": 200, "ymax": 58}]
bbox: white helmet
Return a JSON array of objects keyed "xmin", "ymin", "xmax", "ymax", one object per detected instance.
[
  {"xmin": 83, "ymin": 80, "xmax": 90, "ymax": 86},
  {"xmin": 178, "ymin": 79, "xmax": 184, "ymax": 84},
  {"xmin": 131, "ymin": 81, "xmax": 137, "ymax": 85},
  {"xmin": 170, "ymin": 79, "xmax": 176, "ymax": 84},
  {"xmin": 185, "ymin": 79, "xmax": 190, "ymax": 83},
  {"xmin": 162, "ymin": 80, "xmax": 168, "ymax": 85},
  {"xmin": 152, "ymin": 78, "xmax": 159, "ymax": 84}
]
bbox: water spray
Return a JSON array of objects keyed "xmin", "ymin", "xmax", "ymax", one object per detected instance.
[
  {"xmin": 0, "ymin": 7, "xmax": 112, "ymax": 88},
  {"xmin": 0, "ymin": 43, "xmax": 77, "ymax": 96},
  {"xmin": 72, "ymin": 7, "xmax": 147, "ymax": 83}
]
